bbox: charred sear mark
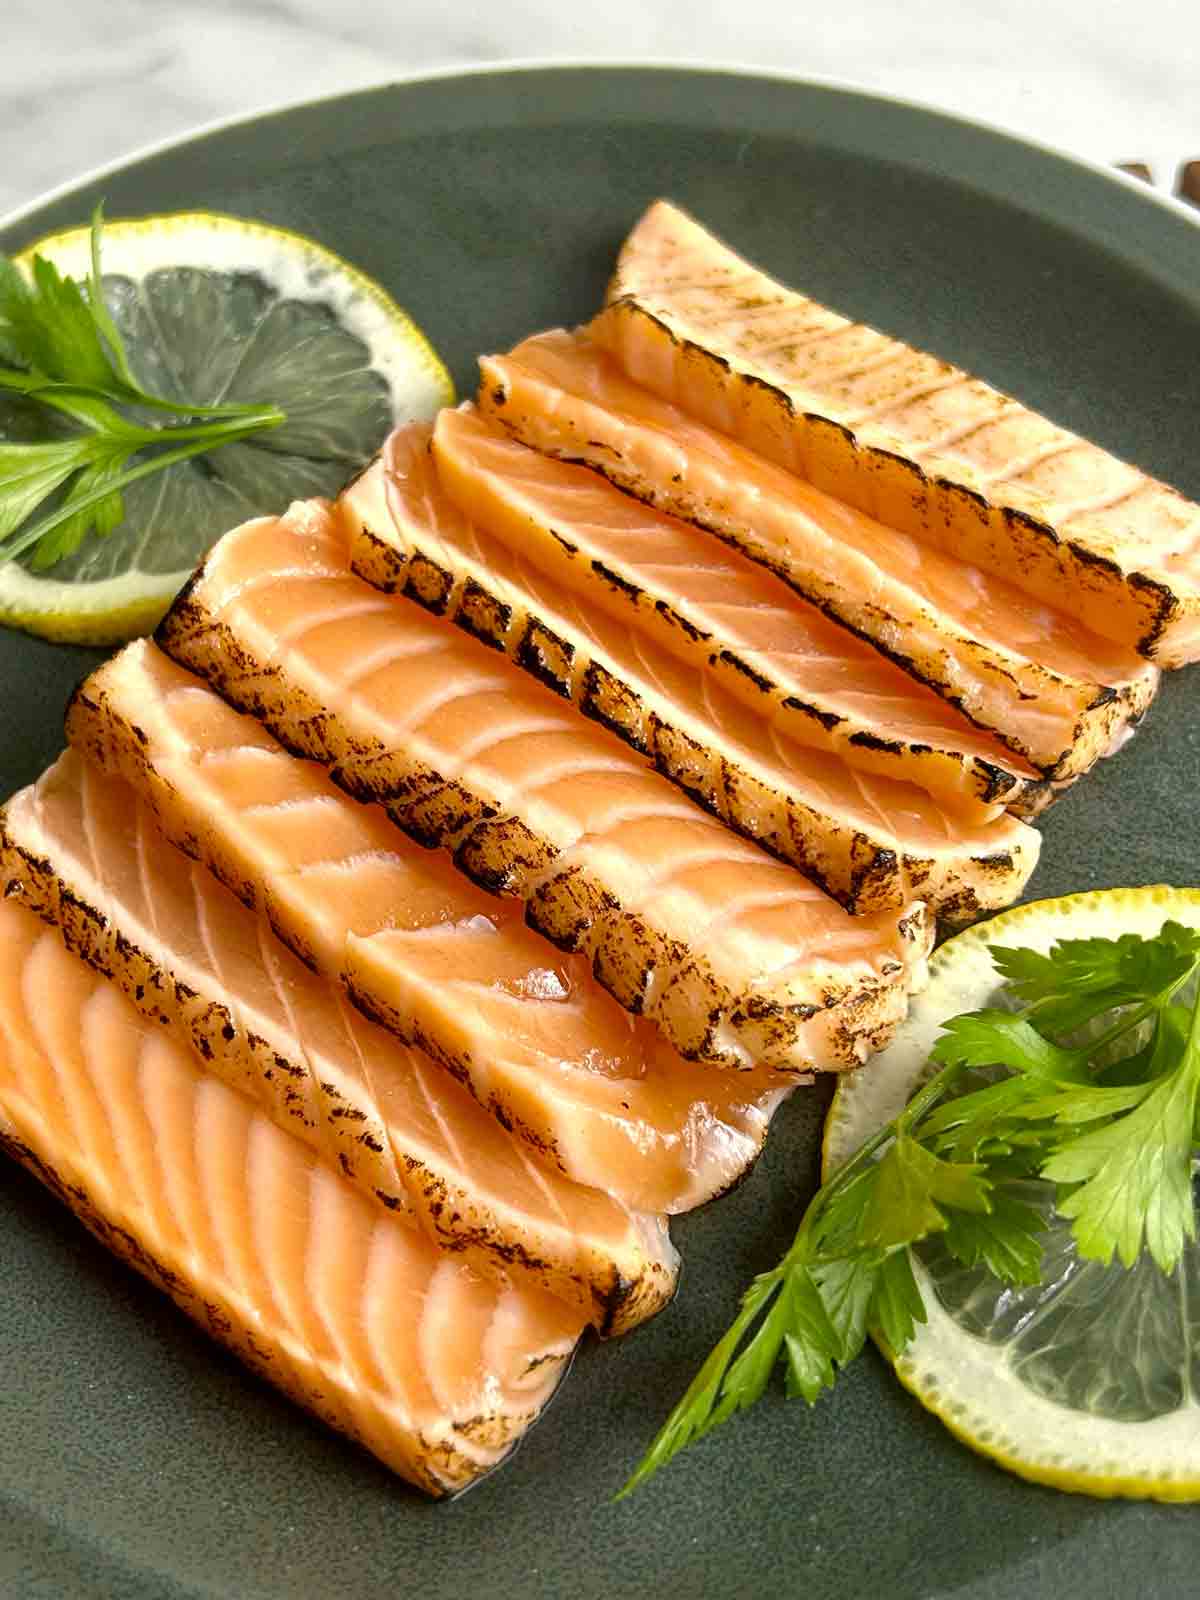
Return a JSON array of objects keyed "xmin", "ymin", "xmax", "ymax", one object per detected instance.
[
  {"xmin": 653, "ymin": 597, "xmax": 706, "ymax": 644},
  {"xmin": 579, "ymin": 661, "xmax": 647, "ymax": 750},
  {"xmin": 454, "ymin": 578, "xmax": 511, "ymax": 651},
  {"xmin": 515, "ymin": 617, "xmax": 574, "ymax": 698},
  {"xmin": 350, "ymin": 529, "xmax": 408, "ymax": 594},
  {"xmin": 590, "ymin": 559, "xmax": 642, "ymax": 605},
  {"xmin": 717, "ymin": 650, "xmax": 773, "ymax": 695},
  {"xmin": 455, "ymin": 815, "xmax": 555, "ymax": 898},
  {"xmin": 403, "ymin": 551, "xmax": 455, "ymax": 612},
  {"xmin": 778, "ymin": 696, "xmax": 843, "ymax": 733},
  {"xmin": 526, "ymin": 861, "xmax": 614, "ymax": 958},
  {"xmin": 393, "ymin": 779, "xmax": 496, "ymax": 852}
]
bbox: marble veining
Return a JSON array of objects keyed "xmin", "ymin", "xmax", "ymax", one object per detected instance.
[{"xmin": 4, "ymin": 0, "xmax": 1199, "ymax": 223}]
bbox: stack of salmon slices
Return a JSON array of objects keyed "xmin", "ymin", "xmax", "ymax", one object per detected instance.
[{"xmin": 4, "ymin": 201, "xmax": 1195, "ymax": 1495}]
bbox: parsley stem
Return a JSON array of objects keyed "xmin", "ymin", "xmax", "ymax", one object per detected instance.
[
  {"xmin": 616, "ymin": 1271, "xmax": 784, "ymax": 1501},
  {"xmin": 1081, "ymin": 1001, "xmax": 1157, "ymax": 1063},
  {"xmin": 1185, "ymin": 969, "xmax": 1200, "ymax": 1060},
  {"xmin": 0, "ymin": 370, "xmax": 279, "ymax": 425},
  {"xmin": 116, "ymin": 408, "xmax": 285, "ymax": 447},
  {"xmin": 0, "ymin": 418, "xmax": 277, "ymax": 565}
]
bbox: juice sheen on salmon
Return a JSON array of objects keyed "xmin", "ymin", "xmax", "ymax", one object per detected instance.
[
  {"xmin": 156, "ymin": 501, "xmax": 931, "ymax": 1075},
  {"xmin": 0, "ymin": 898, "xmax": 580, "ymax": 1497},
  {"xmin": 340, "ymin": 421, "xmax": 1041, "ymax": 923}
]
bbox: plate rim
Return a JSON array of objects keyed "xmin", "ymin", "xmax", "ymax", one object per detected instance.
[{"xmin": 4, "ymin": 57, "xmax": 1200, "ymax": 241}]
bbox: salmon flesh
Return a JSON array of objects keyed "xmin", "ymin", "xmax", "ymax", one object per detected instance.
[
  {"xmin": 479, "ymin": 331, "xmax": 1159, "ymax": 788},
  {"xmin": 591, "ymin": 199, "xmax": 1200, "ymax": 667},
  {"xmin": 156, "ymin": 502, "xmax": 932, "ymax": 1074},
  {"xmin": 0, "ymin": 745, "xmax": 679, "ymax": 1331},
  {"xmin": 64, "ymin": 644, "xmax": 790, "ymax": 1216},
  {"xmin": 0, "ymin": 897, "xmax": 580, "ymax": 1496},
  {"xmin": 341, "ymin": 422, "xmax": 1041, "ymax": 923}
]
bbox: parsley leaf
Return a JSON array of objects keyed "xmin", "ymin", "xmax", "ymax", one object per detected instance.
[
  {"xmin": 0, "ymin": 209, "xmax": 284, "ymax": 567},
  {"xmin": 862, "ymin": 1134, "xmax": 990, "ymax": 1247},
  {"xmin": 940, "ymin": 1188, "xmax": 1046, "ymax": 1285}
]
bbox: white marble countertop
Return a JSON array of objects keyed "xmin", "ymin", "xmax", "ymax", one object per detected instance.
[{"xmin": 5, "ymin": 0, "xmax": 1200, "ymax": 221}]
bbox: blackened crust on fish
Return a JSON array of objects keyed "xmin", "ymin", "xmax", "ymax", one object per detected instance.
[
  {"xmin": 349, "ymin": 526, "xmax": 409, "ymax": 594},
  {"xmin": 572, "ymin": 441, "xmax": 1068, "ymax": 790},
  {"xmin": 455, "ymin": 578, "xmax": 513, "ymax": 652},
  {"xmin": 515, "ymin": 617, "xmax": 576, "ymax": 700},
  {"xmin": 344, "ymin": 453, "xmax": 1038, "ymax": 923},
  {"xmin": 454, "ymin": 815, "xmax": 557, "ymax": 898},
  {"xmin": 159, "ymin": 554, "xmax": 923, "ymax": 1073},
  {"xmin": 600, "ymin": 263, "xmax": 1190, "ymax": 664},
  {"xmin": 778, "ymin": 697, "xmax": 843, "ymax": 734},
  {"xmin": 405, "ymin": 551, "xmax": 455, "ymax": 613},
  {"xmin": 0, "ymin": 1124, "xmax": 532, "ymax": 1498},
  {"xmin": 998, "ymin": 503, "xmax": 1178, "ymax": 658},
  {"xmin": 716, "ymin": 650, "xmax": 773, "ymax": 696},
  {"xmin": 525, "ymin": 861, "xmax": 621, "ymax": 961},
  {"xmin": 482, "ymin": 388, "xmax": 1048, "ymax": 813},
  {"xmin": 580, "ymin": 659, "xmax": 649, "ymax": 753},
  {"xmin": 485, "ymin": 335, "xmax": 1157, "ymax": 797},
  {"xmin": 4, "ymin": 767, "xmax": 674, "ymax": 1339}
]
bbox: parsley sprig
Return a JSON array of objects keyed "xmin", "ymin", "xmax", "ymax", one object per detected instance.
[
  {"xmin": 0, "ymin": 206, "xmax": 284, "ymax": 568},
  {"xmin": 620, "ymin": 919, "xmax": 1200, "ymax": 1498}
]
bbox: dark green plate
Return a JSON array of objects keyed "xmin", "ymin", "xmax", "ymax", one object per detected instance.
[{"xmin": 2, "ymin": 65, "xmax": 1199, "ymax": 1600}]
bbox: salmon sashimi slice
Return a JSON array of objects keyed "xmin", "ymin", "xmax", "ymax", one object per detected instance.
[
  {"xmin": 456, "ymin": 399, "xmax": 1047, "ymax": 829},
  {"xmin": 0, "ymin": 898, "xmax": 580, "ymax": 1496},
  {"xmin": 480, "ymin": 332, "xmax": 1159, "ymax": 788},
  {"xmin": 590, "ymin": 199, "xmax": 1200, "ymax": 668},
  {"xmin": 342, "ymin": 425, "xmax": 1041, "ymax": 922},
  {"xmin": 0, "ymin": 752, "xmax": 677, "ymax": 1331},
  {"xmin": 437, "ymin": 402, "xmax": 1054, "ymax": 813},
  {"xmin": 64, "ymin": 648, "xmax": 784, "ymax": 1215},
  {"xmin": 157, "ymin": 502, "xmax": 931, "ymax": 1074}
]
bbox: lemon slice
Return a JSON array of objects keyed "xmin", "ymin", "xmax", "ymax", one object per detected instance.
[
  {"xmin": 823, "ymin": 885, "xmax": 1200, "ymax": 1503},
  {"xmin": 0, "ymin": 211, "xmax": 453, "ymax": 644}
]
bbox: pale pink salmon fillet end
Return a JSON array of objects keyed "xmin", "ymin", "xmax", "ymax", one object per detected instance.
[
  {"xmin": 0, "ymin": 897, "xmax": 580, "ymax": 1496},
  {"xmin": 591, "ymin": 199, "xmax": 1200, "ymax": 667},
  {"xmin": 341, "ymin": 425, "xmax": 1041, "ymax": 923},
  {"xmin": 156, "ymin": 502, "xmax": 931, "ymax": 1074},
  {"xmin": 64, "ymin": 646, "xmax": 789, "ymax": 1215},
  {"xmin": 1, "ymin": 747, "xmax": 679, "ymax": 1332},
  {"xmin": 478, "ymin": 332, "xmax": 1159, "ymax": 788}
]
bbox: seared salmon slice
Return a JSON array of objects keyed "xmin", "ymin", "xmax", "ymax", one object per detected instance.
[
  {"xmin": 591, "ymin": 199, "xmax": 1200, "ymax": 667},
  {"xmin": 65, "ymin": 647, "xmax": 786, "ymax": 1214},
  {"xmin": 0, "ymin": 749, "xmax": 677, "ymax": 1330},
  {"xmin": 342, "ymin": 424, "xmax": 1040, "ymax": 922},
  {"xmin": 157, "ymin": 502, "xmax": 930, "ymax": 1074},
  {"xmin": 480, "ymin": 332, "xmax": 1159, "ymax": 787},
  {"xmin": 433, "ymin": 402, "xmax": 1067, "ymax": 808},
  {"xmin": 0, "ymin": 898, "xmax": 580, "ymax": 1496}
]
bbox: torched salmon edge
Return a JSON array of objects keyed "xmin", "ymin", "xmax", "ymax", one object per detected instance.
[
  {"xmin": 476, "ymin": 333, "xmax": 1158, "ymax": 792},
  {"xmin": 63, "ymin": 648, "xmax": 789, "ymax": 1219},
  {"xmin": 155, "ymin": 501, "xmax": 932, "ymax": 1077},
  {"xmin": 339, "ymin": 430, "xmax": 1041, "ymax": 924},
  {"xmin": 0, "ymin": 899, "xmax": 580, "ymax": 1497},
  {"xmin": 0, "ymin": 746, "xmax": 680, "ymax": 1335},
  {"xmin": 591, "ymin": 199, "xmax": 1200, "ymax": 666}
]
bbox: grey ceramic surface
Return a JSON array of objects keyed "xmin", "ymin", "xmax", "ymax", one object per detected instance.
[{"xmin": 2, "ymin": 65, "xmax": 1200, "ymax": 1600}]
